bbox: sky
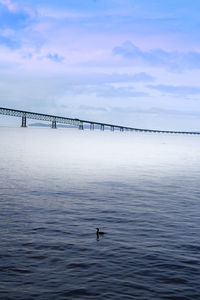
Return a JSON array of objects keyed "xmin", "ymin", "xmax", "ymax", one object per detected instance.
[{"xmin": 1, "ymin": 0, "xmax": 200, "ymax": 130}]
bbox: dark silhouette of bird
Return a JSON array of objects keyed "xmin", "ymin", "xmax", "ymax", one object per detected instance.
[{"xmin": 96, "ymin": 228, "xmax": 105, "ymax": 235}]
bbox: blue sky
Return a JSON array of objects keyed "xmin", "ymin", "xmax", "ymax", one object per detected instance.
[{"xmin": 1, "ymin": 0, "xmax": 200, "ymax": 130}]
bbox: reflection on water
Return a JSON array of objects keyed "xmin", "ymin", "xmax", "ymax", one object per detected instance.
[{"xmin": 1, "ymin": 127, "xmax": 200, "ymax": 299}]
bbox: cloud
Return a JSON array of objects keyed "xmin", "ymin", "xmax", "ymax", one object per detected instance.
[
  {"xmin": 112, "ymin": 106, "xmax": 200, "ymax": 117},
  {"xmin": 64, "ymin": 72, "xmax": 154, "ymax": 85},
  {"xmin": 0, "ymin": 0, "xmax": 17, "ymax": 12},
  {"xmin": 90, "ymin": 72, "xmax": 155, "ymax": 84},
  {"xmin": 37, "ymin": 7, "xmax": 90, "ymax": 20},
  {"xmin": 79, "ymin": 105, "xmax": 107, "ymax": 112},
  {"xmin": 113, "ymin": 41, "xmax": 200, "ymax": 70},
  {"xmin": 63, "ymin": 84, "xmax": 148, "ymax": 98},
  {"xmin": 147, "ymin": 84, "xmax": 200, "ymax": 96},
  {"xmin": 0, "ymin": 0, "xmax": 34, "ymax": 32},
  {"xmin": 95, "ymin": 86, "xmax": 148, "ymax": 98},
  {"xmin": 0, "ymin": 35, "xmax": 20, "ymax": 49},
  {"xmin": 46, "ymin": 53, "xmax": 64, "ymax": 63}
]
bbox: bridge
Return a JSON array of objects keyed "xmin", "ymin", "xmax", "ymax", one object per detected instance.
[{"xmin": 0, "ymin": 106, "xmax": 199, "ymax": 135}]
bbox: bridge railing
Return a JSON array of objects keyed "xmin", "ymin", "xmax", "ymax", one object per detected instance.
[{"xmin": 0, "ymin": 107, "xmax": 81, "ymax": 126}]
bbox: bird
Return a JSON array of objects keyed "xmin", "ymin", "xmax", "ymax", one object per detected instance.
[{"xmin": 96, "ymin": 228, "xmax": 105, "ymax": 235}]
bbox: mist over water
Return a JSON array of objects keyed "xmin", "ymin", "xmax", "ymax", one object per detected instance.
[{"xmin": 1, "ymin": 126, "xmax": 200, "ymax": 299}]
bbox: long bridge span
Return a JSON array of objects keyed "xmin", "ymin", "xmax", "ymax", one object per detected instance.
[{"xmin": 0, "ymin": 106, "xmax": 199, "ymax": 135}]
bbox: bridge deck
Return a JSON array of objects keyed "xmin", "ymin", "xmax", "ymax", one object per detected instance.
[{"xmin": 0, "ymin": 107, "xmax": 199, "ymax": 135}]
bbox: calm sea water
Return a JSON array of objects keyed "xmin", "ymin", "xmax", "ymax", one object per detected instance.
[{"xmin": 1, "ymin": 126, "xmax": 200, "ymax": 300}]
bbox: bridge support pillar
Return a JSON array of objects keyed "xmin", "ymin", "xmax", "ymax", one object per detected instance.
[
  {"xmin": 79, "ymin": 123, "xmax": 84, "ymax": 130},
  {"xmin": 52, "ymin": 120, "xmax": 57, "ymax": 129},
  {"xmin": 110, "ymin": 126, "xmax": 114, "ymax": 131},
  {"xmin": 120, "ymin": 127, "xmax": 124, "ymax": 132},
  {"xmin": 100, "ymin": 124, "xmax": 104, "ymax": 131},
  {"xmin": 90, "ymin": 123, "xmax": 94, "ymax": 130},
  {"xmin": 21, "ymin": 115, "xmax": 27, "ymax": 127}
]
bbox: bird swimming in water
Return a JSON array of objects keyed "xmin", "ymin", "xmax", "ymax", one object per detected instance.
[{"xmin": 96, "ymin": 228, "xmax": 105, "ymax": 235}]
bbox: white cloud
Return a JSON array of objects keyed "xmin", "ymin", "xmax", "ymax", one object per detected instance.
[
  {"xmin": 147, "ymin": 84, "xmax": 200, "ymax": 96},
  {"xmin": 46, "ymin": 53, "xmax": 64, "ymax": 63},
  {"xmin": 0, "ymin": 0, "xmax": 17, "ymax": 12},
  {"xmin": 113, "ymin": 41, "xmax": 200, "ymax": 70}
]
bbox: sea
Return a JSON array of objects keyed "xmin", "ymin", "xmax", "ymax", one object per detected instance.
[{"xmin": 0, "ymin": 126, "xmax": 200, "ymax": 300}]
